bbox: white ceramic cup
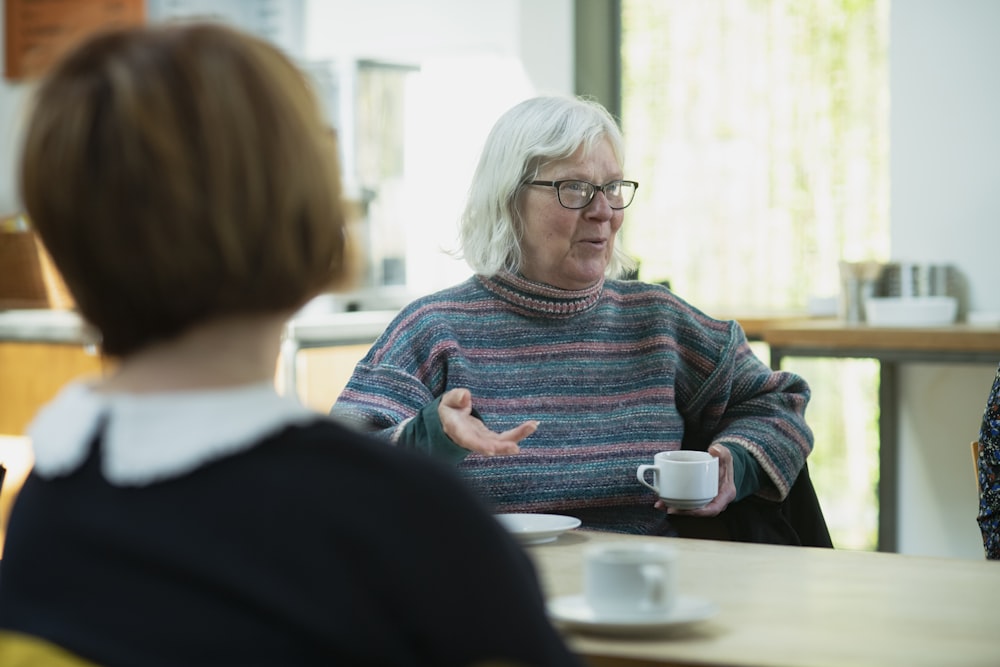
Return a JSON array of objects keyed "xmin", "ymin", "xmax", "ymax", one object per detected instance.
[
  {"xmin": 637, "ymin": 450, "xmax": 719, "ymax": 509},
  {"xmin": 583, "ymin": 541, "xmax": 678, "ymax": 618}
]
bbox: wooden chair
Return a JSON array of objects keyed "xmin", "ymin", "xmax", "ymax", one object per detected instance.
[{"xmin": 972, "ymin": 440, "xmax": 982, "ymax": 494}]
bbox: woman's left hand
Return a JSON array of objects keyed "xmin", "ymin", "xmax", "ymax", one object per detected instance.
[{"xmin": 654, "ymin": 444, "xmax": 737, "ymax": 517}]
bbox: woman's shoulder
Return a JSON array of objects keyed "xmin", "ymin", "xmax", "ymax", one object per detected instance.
[
  {"xmin": 605, "ymin": 278, "xmax": 691, "ymax": 309},
  {"xmin": 604, "ymin": 279, "xmax": 738, "ymax": 335},
  {"xmin": 371, "ymin": 277, "xmax": 492, "ymax": 346}
]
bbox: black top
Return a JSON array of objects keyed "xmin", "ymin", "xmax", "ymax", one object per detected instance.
[{"xmin": 0, "ymin": 420, "xmax": 579, "ymax": 667}]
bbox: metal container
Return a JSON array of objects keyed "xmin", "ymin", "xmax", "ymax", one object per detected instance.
[
  {"xmin": 839, "ymin": 261, "xmax": 965, "ymax": 323},
  {"xmin": 880, "ymin": 263, "xmax": 956, "ymax": 299},
  {"xmin": 839, "ymin": 261, "xmax": 883, "ymax": 323}
]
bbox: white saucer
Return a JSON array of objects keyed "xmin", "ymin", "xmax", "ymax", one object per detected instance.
[
  {"xmin": 494, "ymin": 513, "xmax": 582, "ymax": 545},
  {"xmin": 660, "ymin": 497, "xmax": 714, "ymax": 510},
  {"xmin": 547, "ymin": 594, "xmax": 718, "ymax": 636}
]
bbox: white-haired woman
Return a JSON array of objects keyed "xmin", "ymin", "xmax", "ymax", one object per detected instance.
[{"xmin": 334, "ymin": 95, "xmax": 824, "ymax": 543}]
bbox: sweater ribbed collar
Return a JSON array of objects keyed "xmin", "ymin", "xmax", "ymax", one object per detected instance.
[{"xmin": 477, "ymin": 270, "xmax": 604, "ymax": 318}]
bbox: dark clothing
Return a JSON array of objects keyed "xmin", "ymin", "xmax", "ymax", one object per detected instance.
[
  {"xmin": 0, "ymin": 421, "xmax": 579, "ymax": 667},
  {"xmin": 564, "ymin": 463, "xmax": 833, "ymax": 547}
]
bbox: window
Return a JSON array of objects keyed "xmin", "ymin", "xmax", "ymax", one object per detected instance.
[{"xmin": 621, "ymin": 0, "xmax": 890, "ymax": 549}]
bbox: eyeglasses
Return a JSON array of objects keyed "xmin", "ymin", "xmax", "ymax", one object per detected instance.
[{"xmin": 524, "ymin": 179, "xmax": 639, "ymax": 210}]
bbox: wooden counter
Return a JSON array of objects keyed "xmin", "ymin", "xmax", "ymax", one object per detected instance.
[
  {"xmin": 710, "ymin": 312, "xmax": 823, "ymax": 341},
  {"xmin": 762, "ymin": 320, "xmax": 1000, "ymax": 360},
  {"xmin": 0, "ymin": 341, "xmax": 105, "ymax": 435}
]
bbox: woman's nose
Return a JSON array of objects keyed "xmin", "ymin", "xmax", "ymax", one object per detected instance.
[{"xmin": 584, "ymin": 190, "xmax": 614, "ymax": 218}]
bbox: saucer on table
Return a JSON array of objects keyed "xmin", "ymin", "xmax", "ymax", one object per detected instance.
[
  {"xmin": 547, "ymin": 594, "xmax": 718, "ymax": 636},
  {"xmin": 494, "ymin": 513, "xmax": 582, "ymax": 545},
  {"xmin": 660, "ymin": 497, "xmax": 713, "ymax": 510}
]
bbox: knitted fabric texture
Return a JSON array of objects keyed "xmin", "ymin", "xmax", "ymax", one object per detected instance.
[
  {"xmin": 335, "ymin": 271, "xmax": 813, "ymax": 517},
  {"xmin": 977, "ymin": 363, "xmax": 1000, "ymax": 559}
]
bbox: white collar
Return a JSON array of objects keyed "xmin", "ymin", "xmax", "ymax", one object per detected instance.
[{"xmin": 28, "ymin": 381, "xmax": 322, "ymax": 486}]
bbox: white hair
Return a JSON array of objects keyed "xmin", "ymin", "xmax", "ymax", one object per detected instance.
[{"xmin": 458, "ymin": 95, "xmax": 636, "ymax": 278}]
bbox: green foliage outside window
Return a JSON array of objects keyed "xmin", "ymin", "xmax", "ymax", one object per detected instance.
[{"xmin": 621, "ymin": 0, "xmax": 889, "ymax": 549}]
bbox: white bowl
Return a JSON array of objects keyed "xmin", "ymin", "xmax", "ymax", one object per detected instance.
[{"xmin": 863, "ymin": 296, "xmax": 957, "ymax": 327}]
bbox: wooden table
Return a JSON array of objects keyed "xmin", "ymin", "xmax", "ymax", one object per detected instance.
[
  {"xmin": 757, "ymin": 321, "xmax": 1000, "ymax": 551},
  {"xmin": 527, "ymin": 529, "xmax": 1000, "ymax": 667}
]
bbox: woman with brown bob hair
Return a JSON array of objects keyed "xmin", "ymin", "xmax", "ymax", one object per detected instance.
[
  {"xmin": 0, "ymin": 23, "xmax": 579, "ymax": 667},
  {"xmin": 20, "ymin": 21, "xmax": 348, "ymax": 355}
]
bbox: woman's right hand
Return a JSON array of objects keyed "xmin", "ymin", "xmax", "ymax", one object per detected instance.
[{"xmin": 438, "ymin": 387, "xmax": 538, "ymax": 456}]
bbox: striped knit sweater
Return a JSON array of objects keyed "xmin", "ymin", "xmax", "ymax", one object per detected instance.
[{"xmin": 334, "ymin": 271, "xmax": 813, "ymax": 531}]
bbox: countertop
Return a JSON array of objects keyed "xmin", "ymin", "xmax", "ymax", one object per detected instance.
[
  {"xmin": 0, "ymin": 307, "xmax": 400, "ymax": 347},
  {"xmin": 0, "ymin": 309, "xmax": 98, "ymax": 345}
]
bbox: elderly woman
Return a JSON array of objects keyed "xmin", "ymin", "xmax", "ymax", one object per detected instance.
[
  {"xmin": 0, "ymin": 25, "xmax": 579, "ymax": 666},
  {"xmin": 334, "ymin": 95, "xmax": 820, "ymax": 542}
]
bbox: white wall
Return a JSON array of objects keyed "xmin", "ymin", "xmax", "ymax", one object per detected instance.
[
  {"xmin": 891, "ymin": 0, "xmax": 1000, "ymax": 314},
  {"xmin": 896, "ymin": 364, "xmax": 992, "ymax": 559},
  {"xmin": 0, "ymin": 1, "xmax": 574, "ymax": 224},
  {"xmin": 891, "ymin": 0, "xmax": 1000, "ymax": 559},
  {"xmin": 303, "ymin": 0, "xmax": 572, "ymax": 94},
  {"xmin": 0, "ymin": 7, "xmax": 30, "ymax": 216},
  {"xmin": 302, "ymin": 0, "xmax": 573, "ymax": 294}
]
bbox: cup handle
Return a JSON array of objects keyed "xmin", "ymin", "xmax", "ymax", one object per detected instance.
[
  {"xmin": 637, "ymin": 465, "xmax": 658, "ymax": 492},
  {"xmin": 640, "ymin": 564, "xmax": 667, "ymax": 608}
]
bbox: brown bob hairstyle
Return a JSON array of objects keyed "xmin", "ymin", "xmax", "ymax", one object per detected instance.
[{"xmin": 20, "ymin": 22, "xmax": 352, "ymax": 356}]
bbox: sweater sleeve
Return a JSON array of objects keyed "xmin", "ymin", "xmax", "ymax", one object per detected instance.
[
  {"xmin": 330, "ymin": 315, "xmax": 440, "ymax": 439},
  {"xmin": 331, "ymin": 310, "xmax": 475, "ymax": 468},
  {"xmin": 726, "ymin": 443, "xmax": 767, "ymax": 501},
  {"xmin": 676, "ymin": 316, "xmax": 813, "ymax": 502},
  {"xmin": 394, "ymin": 396, "xmax": 471, "ymax": 465}
]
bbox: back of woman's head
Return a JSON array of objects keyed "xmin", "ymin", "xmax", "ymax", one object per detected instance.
[
  {"xmin": 458, "ymin": 95, "xmax": 630, "ymax": 278},
  {"xmin": 20, "ymin": 23, "xmax": 350, "ymax": 356}
]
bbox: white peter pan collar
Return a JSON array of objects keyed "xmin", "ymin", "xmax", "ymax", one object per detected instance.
[{"xmin": 28, "ymin": 381, "xmax": 322, "ymax": 486}]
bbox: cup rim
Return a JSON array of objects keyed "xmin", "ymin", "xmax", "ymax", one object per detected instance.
[
  {"xmin": 654, "ymin": 450, "xmax": 715, "ymax": 463},
  {"xmin": 584, "ymin": 540, "xmax": 678, "ymax": 560}
]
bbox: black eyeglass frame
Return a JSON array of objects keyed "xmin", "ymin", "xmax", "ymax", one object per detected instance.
[{"xmin": 524, "ymin": 179, "xmax": 640, "ymax": 210}]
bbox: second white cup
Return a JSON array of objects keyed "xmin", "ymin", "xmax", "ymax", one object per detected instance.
[
  {"xmin": 584, "ymin": 541, "xmax": 678, "ymax": 619},
  {"xmin": 637, "ymin": 450, "xmax": 719, "ymax": 509}
]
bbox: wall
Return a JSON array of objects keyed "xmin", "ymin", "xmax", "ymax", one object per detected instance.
[
  {"xmin": 0, "ymin": 1, "xmax": 573, "ymax": 220},
  {"xmin": 891, "ymin": 0, "xmax": 1000, "ymax": 559},
  {"xmin": 302, "ymin": 0, "xmax": 572, "ymax": 94},
  {"xmin": 301, "ymin": 0, "xmax": 573, "ymax": 294},
  {"xmin": 0, "ymin": 5, "xmax": 29, "ymax": 216}
]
